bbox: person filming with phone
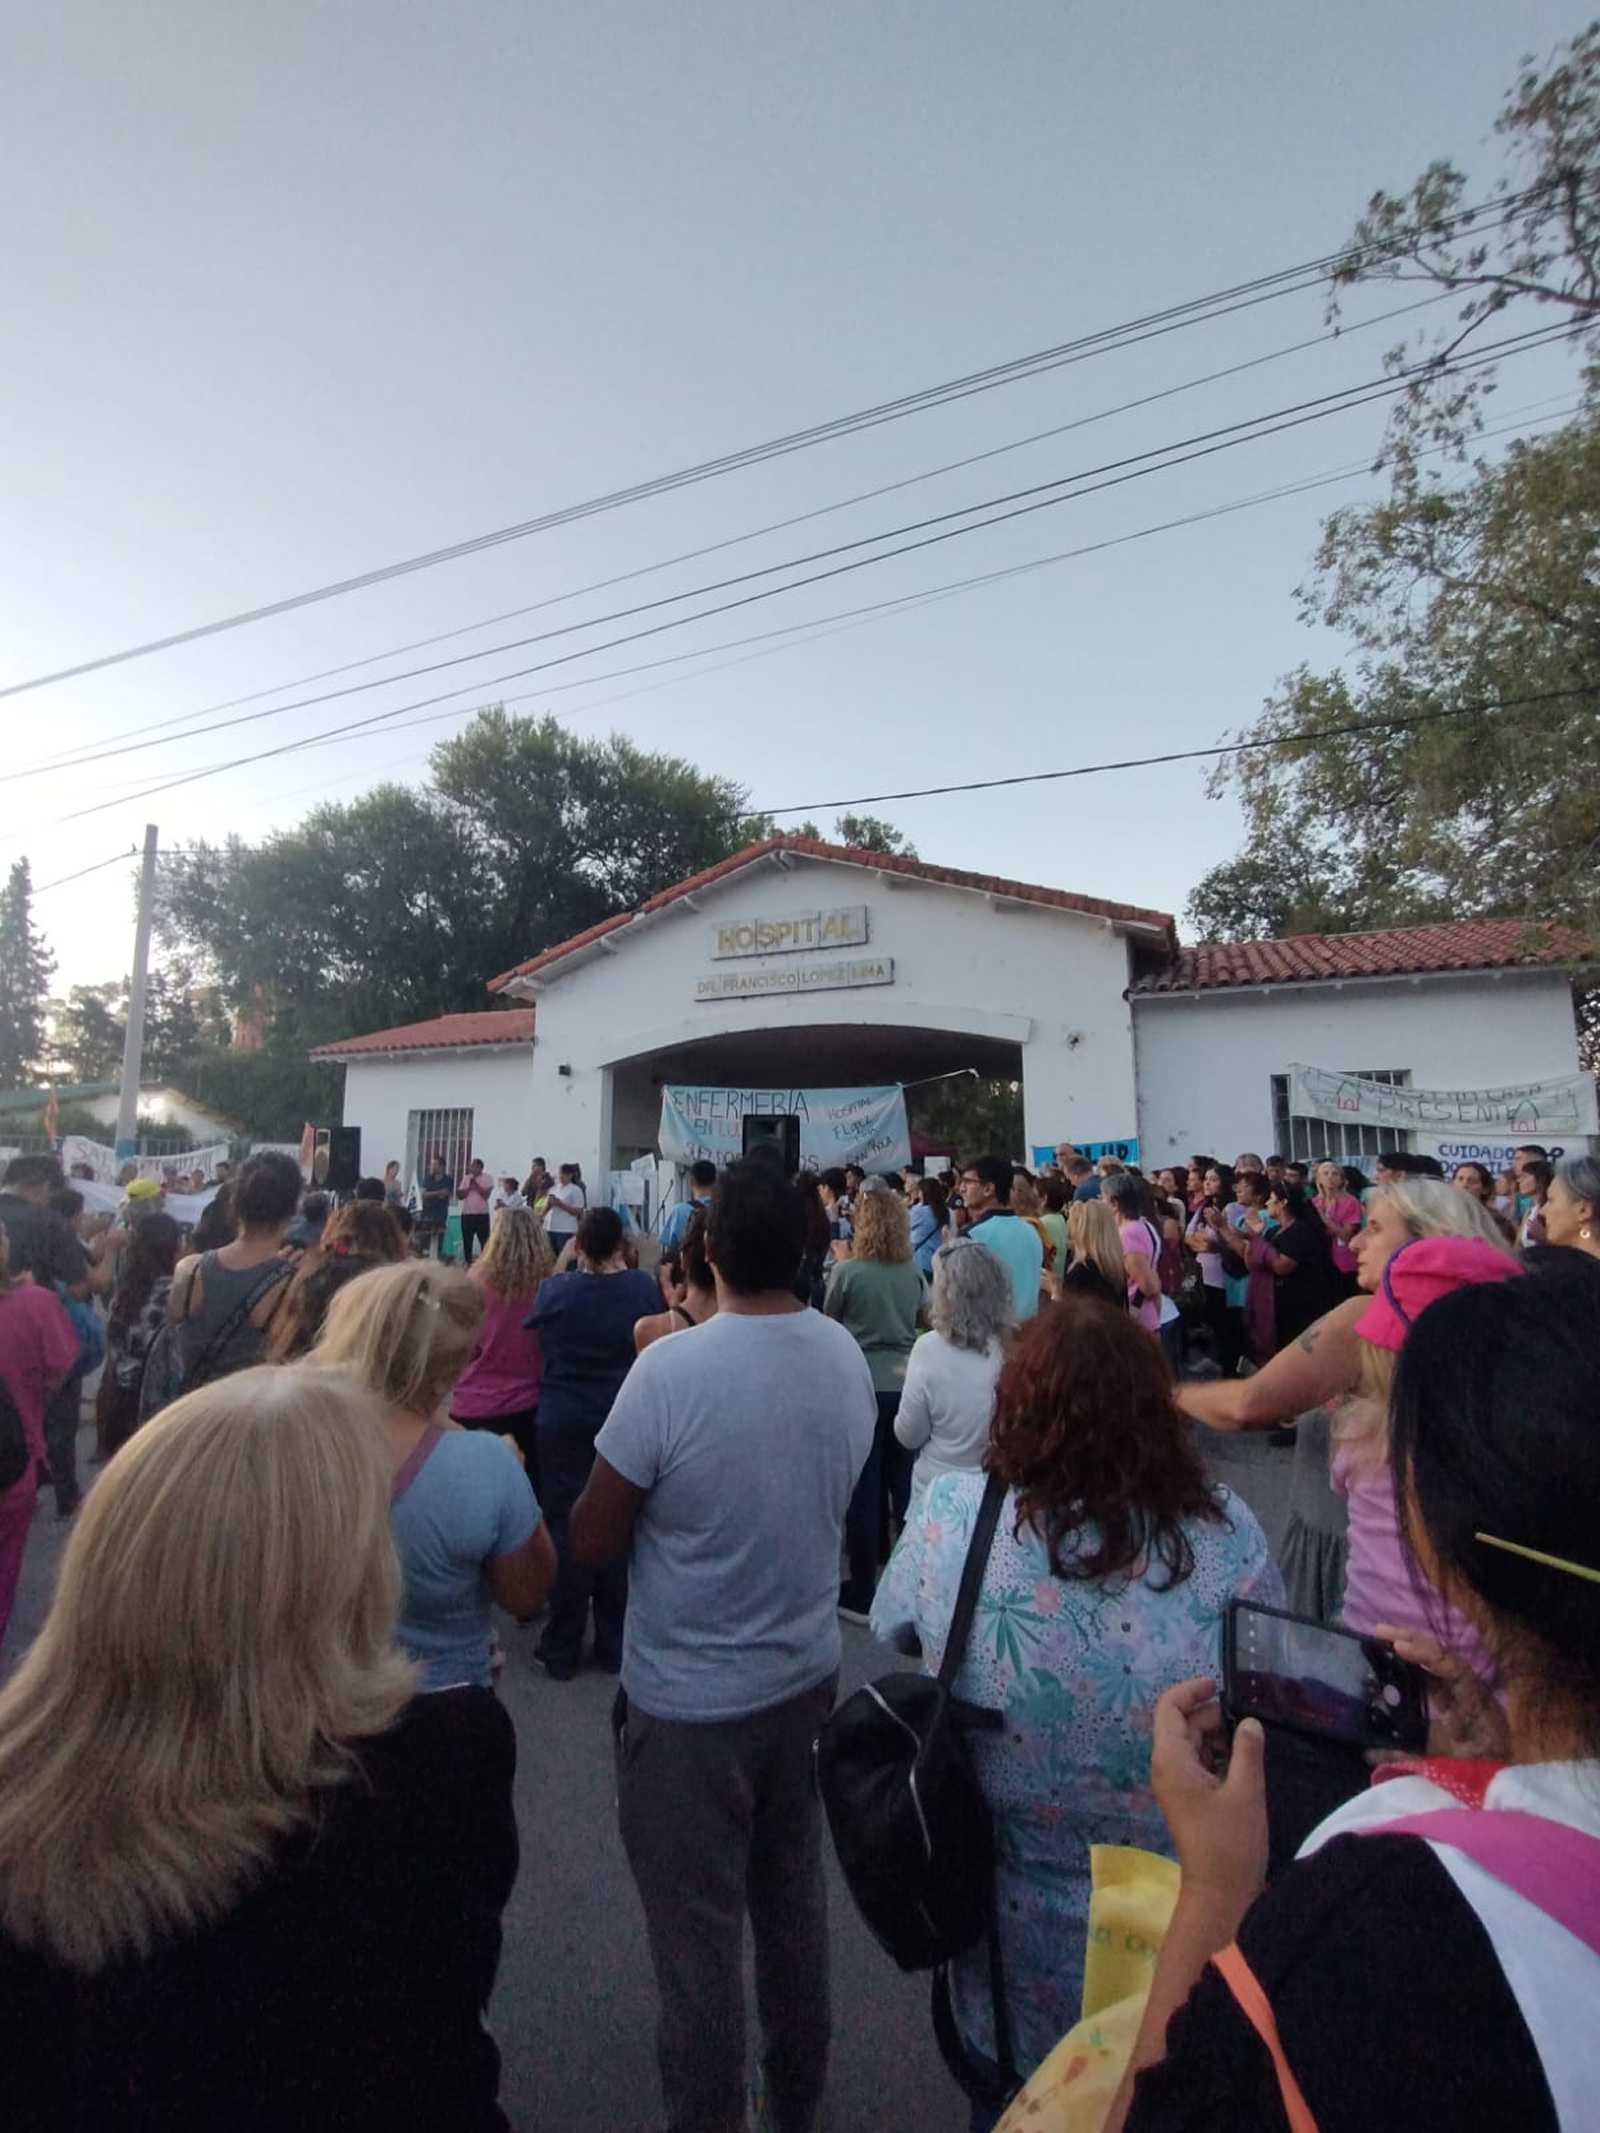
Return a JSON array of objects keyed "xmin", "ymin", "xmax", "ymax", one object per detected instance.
[{"xmin": 1107, "ymin": 1257, "xmax": 1600, "ymax": 2133}]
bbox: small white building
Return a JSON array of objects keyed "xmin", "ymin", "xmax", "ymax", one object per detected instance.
[
  {"xmin": 1132, "ymin": 924, "xmax": 1595, "ymax": 1173},
  {"xmin": 313, "ymin": 836, "xmax": 1595, "ymax": 1188},
  {"xmin": 308, "ymin": 1009, "xmax": 537, "ymax": 1188}
]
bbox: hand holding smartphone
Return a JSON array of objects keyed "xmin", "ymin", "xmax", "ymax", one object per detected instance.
[{"xmin": 1223, "ymin": 1598, "xmax": 1429, "ymax": 1755}]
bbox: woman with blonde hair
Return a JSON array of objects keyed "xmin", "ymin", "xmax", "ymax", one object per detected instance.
[
  {"xmin": 0, "ymin": 1365, "xmax": 519, "ymax": 2129},
  {"xmin": 1062, "ymin": 1195, "xmax": 1126, "ymax": 1308},
  {"xmin": 314, "ymin": 1263, "xmax": 554, "ymax": 1693},
  {"xmin": 1182, "ymin": 1176, "xmax": 1517, "ymax": 1688},
  {"xmin": 826, "ymin": 1177, "xmax": 927, "ymax": 1618},
  {"xmin": 451, "ymin": 1205, "xmax": 555, "ymax": 1474}
]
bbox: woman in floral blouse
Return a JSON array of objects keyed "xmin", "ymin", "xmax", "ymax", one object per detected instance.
[{"xmin": 871, "ymin": 1295, "xmax": 1280, "ymax": 2124}]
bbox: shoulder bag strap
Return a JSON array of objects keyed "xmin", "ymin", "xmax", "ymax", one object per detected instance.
[
  {"xmin": 1211, "ymin": 1943, "xmax": 1320, "ymax": 2133},
  {"xmin": 935, "ymin": 1469, "xmax": 1007, "ymax": 1691},
  {"xmin": 391, "ymin": 1424, "xmax": 444, "ymax": 1506},
  {"xmin": 933, "ymin": 1470, "xmax": 1018, "ymax": 2089},
  {"xmin": 185, "ymin": 1260, "xmax": 288, "ymax": 1385}
]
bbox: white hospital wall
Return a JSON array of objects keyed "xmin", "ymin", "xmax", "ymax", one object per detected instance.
[
  {"xmin": 337, "ymin": 1049, "xmax": 537, "ymax": 1184},
  {"xmin": 1133, "ymin": 971, "xmax": 1585, "ymax": 1167},
  {"xmin": 516, "ymin": 851, "xmax": 1150, "ymax": 1179}
]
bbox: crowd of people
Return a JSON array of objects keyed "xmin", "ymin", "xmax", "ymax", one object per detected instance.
[{"xmin": 0, "ymin": 1130, "xmax": 1596, "ymax": 2130}]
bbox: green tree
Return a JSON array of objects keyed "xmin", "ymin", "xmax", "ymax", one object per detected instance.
[
  {"xmin": 0, "ymin": 860, "xmax": 55, "ymax": 1089},
  {"xmin": 1191, "ymin": 30, "xmax": 1600, "ymax": 944},
  {"xmin": 1329, "ymin": 25, "xmax": 1600, "ymax": 476},
  {"xmin": 791, "ymin": 813, "xmax": 917, "ymax": 856},
  {"xmin": 51, "ymin": 983, "xmax": 125, "ymax": 1083},
  {"xmin": 907, "ymin": 1073, "xmax": 1023, "ymax": 1161},
  {"xmin": 142, "ymin": 957, "xmax": 231, "ymax": 1082},
  {"xmin": 158, "ymin": 711, "xmax": 770, "ymax": 1047}
]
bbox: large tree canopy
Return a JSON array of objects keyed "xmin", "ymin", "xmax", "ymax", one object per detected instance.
[
  {"xmin": 159, "ymin": 712, "xmax": 767, "ymax": 1047},
  {"xmin": 1189, "ymin": 27, "xmax": 1600, "ymax": 946},
  {"xmin": 156, "ymin": 712, "xmax": 908, "ymax": 1049}
]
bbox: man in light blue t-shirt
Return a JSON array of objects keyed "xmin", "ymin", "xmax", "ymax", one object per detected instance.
[
  {"xmin": 571, "ymin": 1158, "xmax": 874, "ymax": 2133},
  {"xmin": 958, "ymin": 1152, "xmax": 1044, "ymax": 1318},
  {"xmin": 656, "ymin": 1158, "xmax": 717, "ymax": 1255}
]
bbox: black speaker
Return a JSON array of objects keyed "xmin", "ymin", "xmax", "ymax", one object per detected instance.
[
  {"xmin": 326, "ymin": 1125, "xmax": 363, "ymax": 1194},
  {"xmin": 741, "ymin": 1114, "xmax": 801, "ymax": 1174}
]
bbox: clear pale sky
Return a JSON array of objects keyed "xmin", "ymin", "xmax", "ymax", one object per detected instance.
[{"xmin": 2, "ymin": 1, "xmax": 1589, "ymax": 998}]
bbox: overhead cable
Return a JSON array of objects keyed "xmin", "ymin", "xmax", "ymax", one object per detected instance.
[
  {"xmin": 11, "ymin": 313, "xmax": 1578, "ymax": 793},
  {"xmin": 0, "ymin": 184, "xmax": 1551, "ymax": 701}
]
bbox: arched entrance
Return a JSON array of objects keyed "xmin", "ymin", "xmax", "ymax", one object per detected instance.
[{"xmin": 606, "ymin": 1020, "xmax": 1025, "ymax": 1167}]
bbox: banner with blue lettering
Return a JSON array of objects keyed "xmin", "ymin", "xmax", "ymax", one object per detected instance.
[
  {"xmin": 1031, "ymin": 1137, "xmax": 1141, "ymax": 1169},
  {"xmin": 659, "ymin": 1085, "xmax": 911, "ymax": 1173}
]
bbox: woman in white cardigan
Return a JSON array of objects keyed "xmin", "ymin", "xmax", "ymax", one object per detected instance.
[{"xmin": 895, "ymin": 1236, "xmax": 1013, "ymax": 1513}]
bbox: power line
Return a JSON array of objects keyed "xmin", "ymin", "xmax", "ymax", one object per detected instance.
[
  {"xmin": 753, "ymin": 685, "xmax": 1598, "ymax": 818},
  {"xmin": 400, "ymin": 392, "xmax": 1586, "ymax": 745},
  {"xmin": 20, "ymin": 287, "xmax": 1456, "ymax": 777},
  {"xmin": 0, "ymin": 186, "xmax": 1550, "ymax": 703},
  {"xmin": 44, "ymin": 319, "xmax": 1585, "ymax": 822},
  {"xmin": 71, "ymin": 392, "xmax": 1554, "ymax": 858},
  {"xmin": 31, "ymin": 846, "xmax": 141, "ymax": 894},
  {"xmin": 14, "ymin": 314, "xmax": 1579, "ymax": 797},
  {"xmin": 58, "ymin": 681, "xmax": 1593, "ymax": 886}
]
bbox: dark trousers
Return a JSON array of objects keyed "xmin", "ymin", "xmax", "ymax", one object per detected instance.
[
  {"xmin": 615, "ymin": 1674, "xmax": 836, "ymax": 2133},
  {"xmin": 1202, "ymin": 1285, "xmax": 1244, "ymax": 1376},
  {"xmin": 842, "ymin": 1389, "xmax": 912, "ymax": 1608},
  {"xmin": 538, "ymin": 1418, "xmax": 626, "ymax": 1668},
  {"xmin": 44, "ymin": 1376, "xmax": 83, "ymax": 1517},
  {"xmin": 453, "ymin": 1404, "xmax": 540, "ymax": 1496},
  {"xmin": 460, "ymin": 1211, "xmax": 491, "ymax": 1263}
]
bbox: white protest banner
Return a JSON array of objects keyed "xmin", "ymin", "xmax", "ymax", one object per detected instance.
[
  {"xmin": 60, "ymin": 1134, "xmax": 232, "ymax": 1185},
  {"xmin": 659, "ymin": 1085, "xmax": 911, "ymax": 1173},
  {"xmin": 1288, "ymin": 1064, "xmax": 1598, "ymax": 1138},
  {"xmin": 60, "ymin": 1135, "xmax": 118, "ymax": 1183},
  {"xmin": 76, "ymin": 1178, "xmax": 219, "ymax": 1226},
  {"xmin": 1416, "ymin": 1133, "xmax": 1590, "ymax": 1171}
]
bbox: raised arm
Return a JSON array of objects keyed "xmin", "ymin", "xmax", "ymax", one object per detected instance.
[{"xmin": 1177, "ymin": 1295, "xmax": 1365, "ymax": 1430}]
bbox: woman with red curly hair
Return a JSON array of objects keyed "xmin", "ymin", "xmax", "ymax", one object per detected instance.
[{"xmin": 871, "ymin": 1297, "xmax": 1280, "ymax": 2124}]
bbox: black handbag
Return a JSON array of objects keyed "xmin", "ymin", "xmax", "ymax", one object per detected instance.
[{"xmin": 815, "ymin": 1471, "xmax": 1020, "ymax": 2111}]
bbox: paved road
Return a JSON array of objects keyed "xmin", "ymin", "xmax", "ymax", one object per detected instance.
[{"xmin": 3, "ymin": 1418, "xmax": 1292, "ymax": 2131}]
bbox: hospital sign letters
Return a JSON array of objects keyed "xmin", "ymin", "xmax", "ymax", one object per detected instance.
[{"xmin": 711, "ymin": 903, "xmax": 869, "ymax": 959}]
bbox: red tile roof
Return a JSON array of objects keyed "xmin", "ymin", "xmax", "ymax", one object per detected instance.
[
  {"xmin": 309, "ymin": 1008, "xmax": 536, "ymax": 1060},
  {"xmin": 1136, "ymin": 919, "xmax": 1592, "ymax": 994},
  {"xmin": 487, "ymin": 835, "xmax": 1176, "ymax": 990}
]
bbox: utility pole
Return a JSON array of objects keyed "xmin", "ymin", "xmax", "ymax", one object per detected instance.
[{"xmin": 114, "ymin": 824, "xmax": 159, "ymax": 1160}]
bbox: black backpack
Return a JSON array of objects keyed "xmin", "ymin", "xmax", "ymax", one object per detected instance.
[{"xmin": 814, "ymin": 1472, "xmax": 1019, "ymax": 2111}]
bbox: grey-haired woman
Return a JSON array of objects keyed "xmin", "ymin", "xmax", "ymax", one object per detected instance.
[
  {"xmin": 1542, "ymin": 1150, "xmax": 1600, "ymax": 1262},
  {"xmin": 893, "ymin": 1236, "xmax": 1013, "ymax": 1514}
]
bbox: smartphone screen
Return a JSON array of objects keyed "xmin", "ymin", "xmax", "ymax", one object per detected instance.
[{"xmin": 1226, "ymin": 1601, "xmax": 1427, "ymax": 1751}]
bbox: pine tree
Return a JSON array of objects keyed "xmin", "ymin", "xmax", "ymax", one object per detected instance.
[{"xmin": 0, "ymin": 860, "xmax": 56, "ymax": 1089}]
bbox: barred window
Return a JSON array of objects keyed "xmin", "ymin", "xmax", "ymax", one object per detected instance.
[
  {"xmin": 405, "ymin": 1108, "xmax": 474, "ymax": 1192},
  {"xmin": 1270, "ymin": 1070, "xmax": 1412, "ymax": 1166}
]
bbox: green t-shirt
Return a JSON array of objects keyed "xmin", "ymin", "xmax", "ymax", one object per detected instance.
[{"xmin": 823, "ymin": 1257, "xmax": 926, "ymax": 1393}]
